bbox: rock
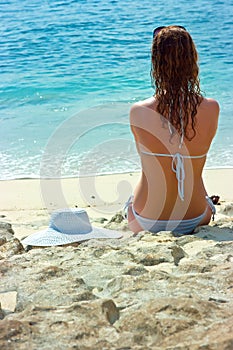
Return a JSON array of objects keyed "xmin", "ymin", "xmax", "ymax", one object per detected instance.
[
  {"xmin": 177, "ymin": 258, "xmax": 217, "ymax": 273},
  {"xmin": 74, "ymin": 291, "xmax": 97, "ymax": 302},
  {"xmin": 0, "ymin": 237, "xmax": 7, "ymax": 247},
  {"xmin": 104, "ymin": 212, "xmax": 129, "ymax": 231},
  {"xmin": 0, "ymin": 222, "xmax": 14, "ymax": 234},
  {"xmin": 158, "ymin": 316, "xmax": 233, "ymax": 350},
  {"xmin": 0, "ymin": 238, "xmax": 24, "ymax": 259},
  {"xmin": 169, "ymin": 244, "xmax": 187, "ymax": 265},
  {"xmin": 108, "ymin": 212, "xmax": 125, "ymax": 224},
  {"xmin": 117, "ymin": 297, "xmax": 233, "ymax": 348},
  {"xmin": 134, "ymin": 243, "xmax": 174, "ymax": 266},
  {"xmin": 101, "ymin": 299, "xmax": 119, "ymax": 325},
  {"xmin": 38, "ymin": 266, "xmax": 65, "ymax": 281},
  {"xmin": 219, "ymin": 203, "xmax": 233, "ymax": 216},
  {"xmin": 0, "ymin": 320, "xmax": 32, "ymax": 349},
  {"xmin": 196, "ymin": 226, "xmax": 233, "ymax": 241},
  {"xmin": 0, "ymin": 305, "xmax": 5, "ymax": 320},
  {"xmin": 0, "ymin": 291, "xmax": 17, "ymax": 313},
  {"xmin": 0, "ymin": 222, "xmax": 15, "ymax": 241},
  {"xmin": 93, "ymin": 217, "xmax": 108, "ymax": 224},
  {"xmin": 175, "ymin": 234, "xmax": 200, "ymax": 246},
  {"xmin": 0, "ymin": 219, "xmax": 232, "ymax": 349},
  {"xmin": 104, "ymin": 221, "xmax": 129, "ymax": 231},
  {"xmin": 0, "ymin": 222, "xmax": 24, "ymax": 259},
  {"xmin": 123, "ymin": 265, "xmax": 148, "ymax": 276}
]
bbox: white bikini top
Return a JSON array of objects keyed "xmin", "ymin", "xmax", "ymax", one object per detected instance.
[
  {"xmin": 140, "ymin": 150, "xmax": 207, "ymax": 201},
  {"xmin": 138, "ymin": 101, "xmax": 207, "ymax": 200}
]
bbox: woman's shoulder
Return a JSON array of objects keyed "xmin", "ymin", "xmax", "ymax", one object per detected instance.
[
  {"xmin": 200, "ymin": 97, "xmax": 220, "ymax": 114},
  {"xmin": 130, "ymin": 97, "xmax": 158, "ymax": 117},
  {"xmin": 131, "ymin": 96, "xmax": 156, "ymax": 108},
  {"xmin": 197, "ymin": 97, "xmax": 220, "ymax": 137},
  {"xmin": 130, "ymin": 98, "xmax": 159, "ymax": 133}
]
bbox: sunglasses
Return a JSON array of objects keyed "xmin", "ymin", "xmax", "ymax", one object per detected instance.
[{"xmin": 153, "ymin": 25, "xmax": 186, "ymax": 37}]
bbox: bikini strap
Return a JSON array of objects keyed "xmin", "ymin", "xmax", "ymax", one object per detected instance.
[
  {"xmin": 171, "ymin": 153, "xmax": 185, "ymax": 201},
  {"xmin": 140, "ymin": 151, "xmax": 207, "ymax": 201},
  {"xmin": 205, "ymin": 196, "xmax": 216, "ymax": 221}
]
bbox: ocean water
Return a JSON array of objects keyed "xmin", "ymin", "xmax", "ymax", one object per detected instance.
[{"xmin": 0, "ymin": 0, "xmax": 233, "ymax": 179}]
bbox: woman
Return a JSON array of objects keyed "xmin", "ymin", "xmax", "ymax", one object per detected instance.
[{"xmin": 126, "ymin": 25, "xmax": 219, "ymax": 234}]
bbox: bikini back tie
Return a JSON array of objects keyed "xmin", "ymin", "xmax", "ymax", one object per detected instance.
[{"xmin": 140, "ymin": 150, "xmax": 207, "ymax": 201}]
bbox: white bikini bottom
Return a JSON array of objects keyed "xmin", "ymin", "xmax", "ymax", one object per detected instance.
[{"xmin": 125, "ymin": 196, "xmax": 216, "ymax": 235}]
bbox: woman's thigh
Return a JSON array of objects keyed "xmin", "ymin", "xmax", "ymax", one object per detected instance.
[
  {"xmin": 198, "ymin": 204, "xmax": 212, "ymax": 226},
  {"xmin": 127, "ymin": 204, "xmax": 143, "ymax": 234}
]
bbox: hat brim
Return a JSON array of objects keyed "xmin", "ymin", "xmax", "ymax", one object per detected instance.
[{"xmin": 21, "ymin": 226, "xmax": 123, "ymax": 247}]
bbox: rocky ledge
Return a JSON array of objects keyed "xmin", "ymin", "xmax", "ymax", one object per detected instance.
[{"xmin": 0, "ymin": 208, "xmax": 233, "ymax": 350}]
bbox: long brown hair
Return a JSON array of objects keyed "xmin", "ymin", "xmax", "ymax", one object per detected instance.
[{"xmin": 151, "ymin": 26, "xmax": 203, "ymax": 141}]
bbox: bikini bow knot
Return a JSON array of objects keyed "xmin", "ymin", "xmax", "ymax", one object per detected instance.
[{"xmin": 172, "ymin": 153, "xmax": 185, "ymax": 201}]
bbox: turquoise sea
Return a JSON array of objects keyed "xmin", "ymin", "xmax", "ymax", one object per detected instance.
[{"xmin": 0, "ymin": 0, "xmax": 233, "ymax": 179}]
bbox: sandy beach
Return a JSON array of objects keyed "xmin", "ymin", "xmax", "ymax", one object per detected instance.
[
  {"xmin": 1, "ymin": 168, "xmax": 233, "ymax": 349},
  {"xmin": 1, "ymin": 0, "xmax": 233, "ymax": 347},
  {"xmin": 0, "ymin": 168, "xmax": 233, "ymax": 240}
]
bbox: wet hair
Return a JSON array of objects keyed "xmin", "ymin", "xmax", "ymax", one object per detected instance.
[{"xmin": 151, "ymin": 26, "xmax": 203, "ymax": 141}]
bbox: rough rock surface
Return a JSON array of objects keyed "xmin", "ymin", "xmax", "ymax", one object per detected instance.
[{"xmin": 0, "ymin": 207, "xmax": 233, "ymax": 350}]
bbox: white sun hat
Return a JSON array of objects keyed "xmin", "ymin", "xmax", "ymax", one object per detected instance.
[{"xmin": 21, "ymin": 208, "xmax": 123, "ymax": 247}]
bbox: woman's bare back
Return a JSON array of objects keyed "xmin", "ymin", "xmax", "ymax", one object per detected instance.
[{"xmin": 130, "ymin": 96, "xmax": 219, "ymax": 221}]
